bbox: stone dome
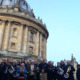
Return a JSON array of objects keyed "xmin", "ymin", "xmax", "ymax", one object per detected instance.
[{"xmin": 0, "ymin": 0, "xmax": 31, "ymax": 12}]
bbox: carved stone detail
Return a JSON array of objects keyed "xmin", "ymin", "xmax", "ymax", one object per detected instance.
[{"xmin": 29, "ymin": 27, "xmax": 37, "ymax": 33}]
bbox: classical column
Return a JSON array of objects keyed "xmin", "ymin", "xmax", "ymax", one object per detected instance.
[
  {"xmin": 44, "ymin": 38, "xmax": 47, "ymax": 59},
  {"xmin": 0, "ymin": 20, "xmax": 6, "ymax": 50},
  {"xmin": 1, "ymin": 21, "xmax": 12, "ymax": 51},
  {"xmin": 40, "ymin": 33, "xmax": 42, "ymax": 57},
  {"xmin": 22, "ymin": 25, "xmax": 28, "ymax": 54},
  {"xmin": 18, "ymin": 24, "xmax": 23, "ymax": 53},
  {"xmin": 26, "ymin": 27, "xmax": 30, "ymax": 54},
  {"xmin": 4, "ymin": 21, "xmax": 11, "ymax": 50},
  {"xmin": 35, "ymin": 31, "xmax": 39, "ymax": 56}
]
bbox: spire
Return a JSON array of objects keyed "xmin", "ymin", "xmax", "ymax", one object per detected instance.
[
  {"xmin": 71, "ymin": 53, "xmax": 74, "ymax": 60},
  {"xmin": 71, "ymin": 53, "xmax": 76, "ymax": 62}
]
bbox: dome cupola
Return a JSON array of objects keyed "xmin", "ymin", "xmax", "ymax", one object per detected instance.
[{"xmin": 0, "ymin": 0, "xmax": 31, "ymax": 12}]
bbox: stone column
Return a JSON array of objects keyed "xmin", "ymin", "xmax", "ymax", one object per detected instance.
[
  {"xmin": 18, "ymin": 24, "xmax": 23, "ymax": 53},
  {"xmin": 40, "ymin": 33, "xmax": 42, "ymax": 57},
  {"xmin": 35, "ymin": 31, "xmax": 39, "ymax": 56},
  {"xmin": 1, "ymin": 21, "xmax": 12, "ymax": 51},
  {"xmin": 26, "ymin": 27, "xmax": 30, "ymax": 54},
  {"xmin": 44, "ymin": 38, "xmax": 47, "ymax": 59},
  {"xmin": 0, "ymin": 20, "xmax": 6, "ymax": 50},
  {"xmin": 4, "ymin": 21, "xmax": 11, "ymax": 50},
  {"xmin": 23, "ymin": 26, "xmax": 28, "ymax": 54}
]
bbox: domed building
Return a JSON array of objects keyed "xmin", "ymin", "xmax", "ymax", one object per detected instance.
[{"xmin": 0, "ymin": 0, "xmax": 49, "ymax": 61}]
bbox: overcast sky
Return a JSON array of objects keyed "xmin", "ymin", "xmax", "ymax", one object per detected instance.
[{"xmin": 27, "ymin": 0, "xmax": 80, "ymax": 63}]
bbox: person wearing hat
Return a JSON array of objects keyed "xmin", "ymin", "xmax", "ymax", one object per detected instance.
[
  {"xmin": 21, "ymin": 59, "xmax": 27, "ymax": 69},
  {"xmin": 64, "ymin": 60, "xmax": 75, "ymax": 80},
  {"xmin": 29, "ymin": 60, "xmax": 37, "ymax": 80},
  {"xmin": 12, "ymin": 60, "xmax": 18, "ymax": 80},
  {"xmin": 17, "ymin": 63, "xmax": 27, "ymax": 80},
  {"xmin": 76, "ymin": 64, "xmax": 80, "ymax": 80}
]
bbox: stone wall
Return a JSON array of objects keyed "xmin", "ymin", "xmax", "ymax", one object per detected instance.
[{"xmin": 0, "ymin": 14, "xmax": 48, "ymax": 60}]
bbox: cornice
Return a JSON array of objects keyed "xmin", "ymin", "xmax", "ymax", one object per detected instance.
[{"xmin": 0, "ymin": 12, "xmax": 49, "ymax": 38}]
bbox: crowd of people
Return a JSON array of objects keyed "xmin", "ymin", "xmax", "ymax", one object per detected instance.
[{"xmin": 0, "ymin": 58, "xmax": 80, "ymax": 80}]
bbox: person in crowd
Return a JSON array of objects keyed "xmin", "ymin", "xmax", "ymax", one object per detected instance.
[
  {"xmin": 21, "ymin": 59, "xmax": 25, "ymax": 63},
  {"xmin": 35, "ymin": 61, "xmax": 40, "ymax": 80},
  {"xmin": 47, "ymin": 61, "xmax": 56, "ymax": 80},
  {"xmin": 59, "ymin": 60, "xmax": 66, "ymax": 80},
  {"xmin": 76, "ymin": 64, "xmax": 80, "ymax": 80},
  {"xmin": 56, "ymin": 62, "xmax": 61, "ymax": 80},
  {"xmin": 26, "ymin": 60, "xmax": 30, "ymax": 80},
  {"xmin": 17, "ymin": 63, "xmax": 27, "ymax": 80},
  {"xmin": 39, "ymin": 59, "xmax": 48, "ymax": 80},
  {"xmin": 0, "ymin": 58, "xmax": 77, "ymax": 80},
  {"xmin": 7, "ymin": 62, "xmax": 14, "ymax": 80},
  {"xmin": 0, "ymin": 59, "xmax": 9, "ymax": 80},
  {"xmin": 12, "ymin": 60, "xmax": 18, "ymax": 80},
  {"xmin": 21, "ymin": 59, "xmax": 27, "ymax": 69},
  {"xmin": 47, "ymin": 61, "xmax": 51, "ymax": 80},
  {"xmin": 29, "ymin": 60, "xmax": 37, "ymax": 80},
  {"xmin": 64, "ymin": 60, "xmax": 75, "ymax": 80}
]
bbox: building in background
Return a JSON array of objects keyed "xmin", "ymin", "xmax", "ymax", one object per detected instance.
[
  {"xmin": 0, "ymin": 0, "xmax": 49, "ymax": 61},
  {"xmin": 71, "ymin": 54, "xmax": 77, "ymax": 80}
]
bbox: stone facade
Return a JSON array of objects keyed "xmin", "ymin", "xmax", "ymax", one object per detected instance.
[
  {"xmin": 0, "ymin": 0, "xmax": 49, "ymax": 61},
  {"xmin": 71, "ymin": 55, "xmax": 77, "ymax": 80}
]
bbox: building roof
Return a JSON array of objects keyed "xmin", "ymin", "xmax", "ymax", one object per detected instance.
[{"xmin": 0, "ymin": 0, "xmax": 31, "ymax": 12}]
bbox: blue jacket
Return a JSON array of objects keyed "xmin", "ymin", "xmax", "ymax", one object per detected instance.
[{"xmin": 17, "ymin": 67, "xmax": 27, "ymax": 78}]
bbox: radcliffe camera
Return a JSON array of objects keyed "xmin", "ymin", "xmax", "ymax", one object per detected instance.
[{"xmin": 0, "ymin": 0, "xmax": 80, "ymax": 80}]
